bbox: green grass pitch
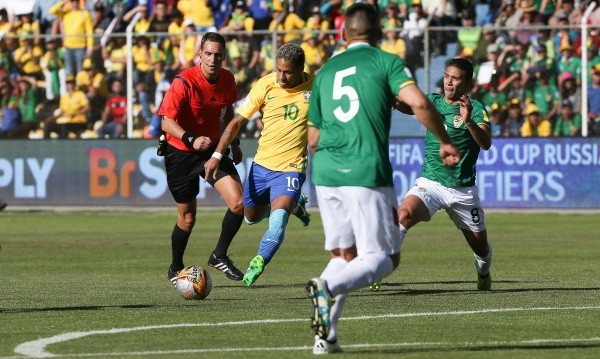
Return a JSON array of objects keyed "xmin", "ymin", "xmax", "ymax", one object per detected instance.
[{"xmin": 0, "ymin": 210, "xmax": 599, "ymax": 358}]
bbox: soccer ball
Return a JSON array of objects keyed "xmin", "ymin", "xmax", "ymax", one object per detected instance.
[{"xmin": 175, "ymin": 265, "xmax": 212, "ymax": 300}]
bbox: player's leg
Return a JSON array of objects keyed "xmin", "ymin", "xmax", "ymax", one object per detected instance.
[
  {"xmin": 463, "ymin": 229, "xmax": 492, "ymax": 290},
  {"xmin": 308, "ymin": 186, "xmax": 401, "ymax": 346},
  {"xmin": 243, "ymin": 195, "xmax": 294, "ymax": 286},
  {"xmin": 307, "ymin": 185, "xmax": 353, "ymax": 345},
  {"xmin": 167, "ymin": 200, "xmax": 196, "ymax": 284},
  {"xmin": 209, "ymin": 168, "xmax": 245, "ymax": 281},
  {"xmin": 164, "ymin": 148, "xmax": 201, "ymax": 285},
  {"xmin": 292, "ymin": 192, "xmax": 311, "ymax": 226},
  {"xmin": 323, "ymin": 187, "xmax": 401, "ymax": 292},
  {"xmin": 313, "ymin": 247, "xmax": 355, "ymax": 354},
  {"xmin": 371, "ymin": 178, "xmax": 438, "ymax": 290},
  {"xmin": 241, "ymin": 163, "xmax": 270, "ymax": 225},
  {"xmin": 446, "ymin": 185, "xmax": 492, "ymax": 290},
  {"xmin": 243, "ymin": 169, "xmax": 305, "ymax": 286}
]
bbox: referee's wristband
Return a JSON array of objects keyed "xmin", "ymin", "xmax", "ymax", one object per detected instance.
[
  {"xmin": 211, "ymin": 152, "xmax": 223, "ymax": 161},
  {"xmin": 181, "ymin": 132, "xmax": 196, "ymax": 149}
]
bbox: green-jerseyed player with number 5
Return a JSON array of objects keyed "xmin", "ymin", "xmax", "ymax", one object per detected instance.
[{"xmin": 304, "ymin": 3, "xmax": 460, "ymax": 354}]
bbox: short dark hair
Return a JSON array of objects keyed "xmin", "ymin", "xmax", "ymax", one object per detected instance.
[
  {"xmin": 447, "ymin": 57, "xmax": 474, "ymax": 81},
  {"xmin": 276, "ymin": 43, "xmax": 305, "ymax": 70},
  {"xmin": 200, "ymin": 32, "xmax": 226, "ymax": 51},
  {"xmin": 344, "ymin": 2, "xmax": 382, "ymax": 43}
]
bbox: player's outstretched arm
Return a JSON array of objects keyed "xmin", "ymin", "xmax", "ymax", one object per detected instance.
[
  {"xmin": 397, "ymin": 84, "xmax": 460, "ymax": 166},
  {"xmin": 222, "ymin": 105, "xmax": 244, "ymax": 164},
  {"xmin": 204, "ymin": 114, "xmax": 249, "ymax": 180}
]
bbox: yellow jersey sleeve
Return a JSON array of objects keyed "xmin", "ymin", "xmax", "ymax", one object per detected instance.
[{"xmin": 237, "ymin": 72, "xmax": 314, "ymax": 173}]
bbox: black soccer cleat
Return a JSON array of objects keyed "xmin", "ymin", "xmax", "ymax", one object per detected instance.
[
  {"xmin": 208, "ymin": 252, "xmax": 244, "ymax": 281},
  {"xmin": 167, "ymin": 266, "xmax": 180, "ymax": 286}
]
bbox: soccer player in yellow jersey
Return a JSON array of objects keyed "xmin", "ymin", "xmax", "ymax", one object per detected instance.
[{"xmin": 205, "ymin": 43, "xmax": 313, "ymax": 286}]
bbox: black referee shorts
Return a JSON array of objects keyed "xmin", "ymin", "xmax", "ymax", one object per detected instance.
[{"xmin": 164, "ymin": 144, "xmax": 240, "ymax": 204}]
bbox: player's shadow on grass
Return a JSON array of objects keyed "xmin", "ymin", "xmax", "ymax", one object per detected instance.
[
  {"xmin": 352, "ymin": 342, "xmax": 600, "ymax": 355},
  {"xmin": 0, "ymin": 304, "xmax": 156, "ymax": 314},
  {"xmin": 358, "ymin": 281, "xmax": 600, "ymax": 296}
]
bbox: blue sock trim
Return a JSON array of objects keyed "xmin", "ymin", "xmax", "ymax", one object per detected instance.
[{"xmin": 257, "ymin": 209, "xmax": 289, "ymax": 264}]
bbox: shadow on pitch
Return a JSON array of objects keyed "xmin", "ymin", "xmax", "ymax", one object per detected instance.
[
  {"xmin": 0, "ymin": 304, "xmax": 157, "ymax": 314},
  {"xmin": 355, "ymin": 281, "xmax": 600, "ymax": 296},
  {"xmin": 351, "ymin": 342, "xmax": 600, "ymax": 355}
]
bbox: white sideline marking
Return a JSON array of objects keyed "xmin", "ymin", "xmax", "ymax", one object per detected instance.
[{"xmin": 11, "ymin": 306, "xmax": 600, "ymax": 358}]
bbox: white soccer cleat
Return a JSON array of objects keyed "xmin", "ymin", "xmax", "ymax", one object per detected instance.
[{"xmin": 313, "ymin": 338, "xmax": 343, "ymax": 355}]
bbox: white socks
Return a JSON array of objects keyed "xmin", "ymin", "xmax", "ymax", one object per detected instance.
[
  {"xmin": 474, "ymin": 242, "xmax": 492, "ymax": 276},
  {"xmin": 320, "ymin": 257, "xmax": 348, "ymax": 343},
  {"xmin": 326, "ymin": 252, "xmax": 394, "ymax": 297},
  {"xmin": 319, "ymin": 253, "xmax": 395, "ymax": 343}
]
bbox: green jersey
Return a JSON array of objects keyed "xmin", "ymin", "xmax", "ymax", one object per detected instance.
[
  {"xmin": 422, "ymin": 93, "xmax": 490, "ymax": 187},
  {"xmin": 308, "ymin": 43, "xmax": 415, "ymax": 187}
]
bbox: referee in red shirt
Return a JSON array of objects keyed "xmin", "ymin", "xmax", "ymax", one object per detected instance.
[{"xmin": 158, "ymin": 32, "xmax": 245, "ymax": 283}]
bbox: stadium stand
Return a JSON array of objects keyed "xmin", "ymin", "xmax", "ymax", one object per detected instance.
[{"xmin": 0, "ymin": 0, "xmax": 598, "ymax": 139}]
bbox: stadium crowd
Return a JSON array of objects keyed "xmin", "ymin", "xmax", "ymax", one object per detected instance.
[{"xmin": 0, "ymin": 0, "xmax": 599, "ymax": 139}]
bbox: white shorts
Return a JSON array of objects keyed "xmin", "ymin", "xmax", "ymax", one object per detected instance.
[
  {"xmin": 405, "ymin": 177, "xmax": 486, "ymax": 232},
  {"xmin": 315, "ymin": 185, "xmax": 402, "ymax": 256}
]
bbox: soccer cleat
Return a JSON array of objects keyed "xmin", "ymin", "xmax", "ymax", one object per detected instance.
[
  {"xmin": 167, "ymin": 266, "xmax": 180, "ymax": 286},
  {"xmin": 370, "ymin": 280, "xmax": 382, "ymax": 291},
  {"xmin": 313, "ymin": 338, "xmax": 343, "ymax": 355},
  {"xmin": 477, "ymin": 272, "xmax": 492, "ymax": 291},
  {"xmin": 208, "ymin": 252, "xmax": 244, "ymax": 281},
  {"xmin": 293, "ymin": 193, "xmax": 310, "ymax": 227},
  {"xmin": 243, "ymin": 255, "xmax": 265, "ymax": 286},
  {"xmin": 306, "ymin": 278, "xmax": 334, "ymax": 340}
]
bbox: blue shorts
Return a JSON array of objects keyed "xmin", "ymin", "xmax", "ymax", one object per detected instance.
[{"xmin": 243, "ymin": 162, "xmax": 306, "ymax": 207}]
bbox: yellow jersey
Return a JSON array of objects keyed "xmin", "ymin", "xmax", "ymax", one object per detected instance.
[
  {"xmin": 237, "ymin": 72, "xmax": 314, "ymax": 173},
  {"xmin": 58, "ymin": 90, "xmax": 89, "ymax": 124},
  {"xmin": 61, "ymin": 10, "xmax": 93, "ymax": 49}
]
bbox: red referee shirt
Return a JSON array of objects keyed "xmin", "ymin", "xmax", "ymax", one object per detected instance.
[{"xmin": 158, "ymin": 65, "xmax": 237, "ymax": 151}]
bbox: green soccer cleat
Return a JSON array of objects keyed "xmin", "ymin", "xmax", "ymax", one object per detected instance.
[
  {"xmin": 293, "ymin": 193, "xmax": 311, "ymax": 227},
  {"xmin": 243, "ymin": 255, "xmax": 265, "ymax": 286},
  {"xmin": 477, "ymin": 272, "xmax": 492, "ymax": 291},
  {"xmin": 306, "ymin": 278, "xmax": 335, "ymax": 340},
  {"xmin": 370, "ymin": 280, "xmax": 382, "ymax": 291}
]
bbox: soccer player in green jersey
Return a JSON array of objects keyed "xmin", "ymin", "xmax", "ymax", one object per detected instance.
[
  {"xmin": 398, "ymin": 57, "xmax": 494, "ymax": 292},
  {"xmin": 304, "ymin": 3, "xmax": 460, "ymax": 354},
  {"xmin": 204, "ymin": 43, "xmax": 313, "ymax": 286}
]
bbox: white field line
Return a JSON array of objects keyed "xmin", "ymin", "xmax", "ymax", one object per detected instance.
[{"xmin": 10, "ymin": 306, "xmax": 600, "ymax": 358}]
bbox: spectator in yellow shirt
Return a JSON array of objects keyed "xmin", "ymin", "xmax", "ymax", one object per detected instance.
[
  {"xmin": 123, "ymin": 4, "xmax": 152, "ymax": 34},
  {"xmin": 177, "ymin": 0, "xmax": 216, "ymax": 32},
  {"xmin": 521, "ymin": 103, "xmax": 552, "ymax": 137},
  {"xmin": 300, "ymin": 33, "xmax": 327, "ymax": 74},
  {"xmin": 179, "ymin": 19, "xmax": 200, "ymax": 69},
  {"xmin": 132, "ymin": 36, "xmax": 155, "ymax": 122},
  {"xmin": 380, "ymin": 26, "xmax": 406, "ymax": 60},
  {"xmin": 43, "ymin": 75, "xmax": 90, "ymax": 139},
  {"xmin": 15, "ymin": 12, "xmax": 42, "ymax": 47},
  {"xmin": 50, "ymin": 0, "xmax": 94, "ymax": 76},
  {"xmin": 40, "ymin": 39, "xmax": 66, "ymax": 102},
  {"xmin": 13, "ymin": 37, "xmax": 44, "ymax": 80},
  {"xmin": 102, "ymin": 36, "xmax": 128, "ymax": 83},
  {"xmin": 269, "ymin": 8, "xmax": 306, "ymax": 44},
  {"xmin": 76, "ymin": 58, "xmax": 108, "ymax": 130},
  {"xmin": 167, "ymin": 9, "xmax": 185, "ymax": 44},
  {"xmin": 303, "ymin": 7, "xmax": 332, "ymax": 48}
]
